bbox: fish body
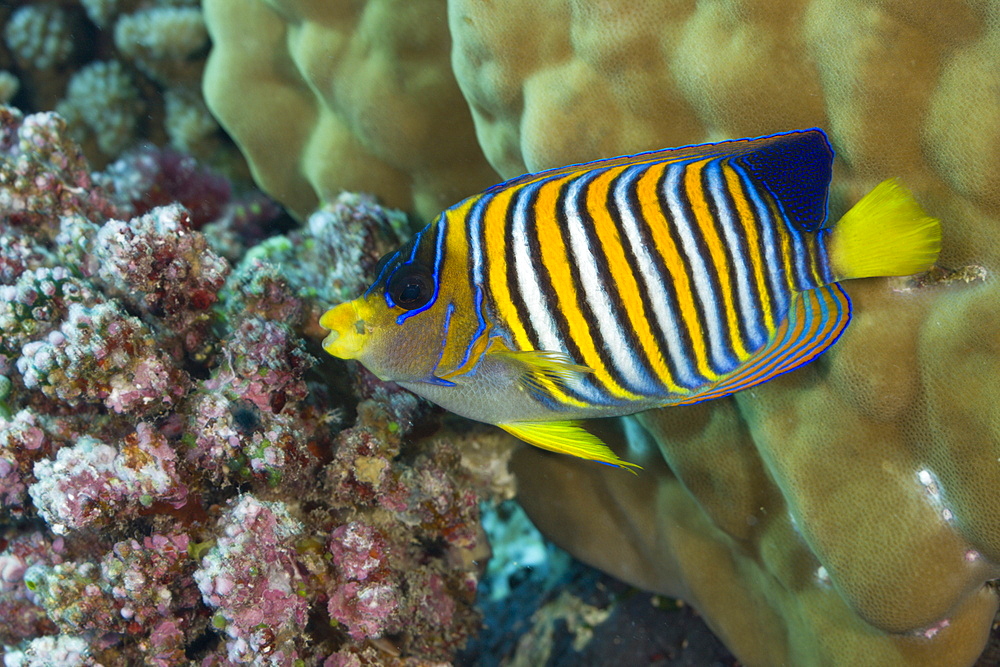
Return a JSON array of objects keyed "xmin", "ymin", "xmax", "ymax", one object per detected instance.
[{"xmin": 321, "ymin": 129, "xmax": 941, "ymax": 469}]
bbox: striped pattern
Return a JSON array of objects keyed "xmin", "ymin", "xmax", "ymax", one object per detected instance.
[{"xmin": 387, "ymin": 132, "xmax": 844, "ymax": 413}]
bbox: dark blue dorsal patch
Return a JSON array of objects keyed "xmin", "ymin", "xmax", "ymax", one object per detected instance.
[{"xmin": 736, "ymin": 129, "xmax": 834, "ymax": 232}]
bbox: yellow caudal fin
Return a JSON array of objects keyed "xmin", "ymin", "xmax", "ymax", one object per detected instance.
[
  {"xmin": 828, "ymin": 178, "xmax": 942, "ymax": 280},
  {"xmin": 498, "ymin": 420, "xmax": 641, "ymax": 472}
]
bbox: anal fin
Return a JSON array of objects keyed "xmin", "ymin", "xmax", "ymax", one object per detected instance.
[
  {"xmin": 676, "ymin": 283, "xmax": 852, "ymax": 405},
  {"xmin": 499, "ymin": 420, "xmax": 641, "ymax": 472}
]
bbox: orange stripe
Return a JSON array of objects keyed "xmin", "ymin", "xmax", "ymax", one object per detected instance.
[
  {"xmin": 636, "ymin": 162, "xmax": 715, "ymax": 380},
  {"xmin": 722, "ymin": 165, "xmax": 775, "ymax": 334},
  {"xmin": 767, "ymin": 194, "xmax": 796, "ymax": 293},
  {"xmin": 683, "ymin": 159, "xmax": 748, "ymax": 360},
  {"xmin": 526, "ymin": 175, "xmax": 591, "ymax": 408},
  {"xmin": 482, "ymin": 187, "xmax": 532, "ymax": 350}
]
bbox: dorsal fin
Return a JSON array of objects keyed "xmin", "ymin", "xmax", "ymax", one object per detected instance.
[
  {"xmin": 736, "ymin": 129, "xmax": 833, "ymax": 231},
  {"xmin": 483, "ymin": 130, "xmax": 834, "ymax": 232}
]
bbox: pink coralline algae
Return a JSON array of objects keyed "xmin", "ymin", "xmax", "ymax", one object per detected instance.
[
  {"xmin": 93, "ymin": 203, "xmax": 229, "ymax": 355},
  {"xmin": 194, "ymin": 495, "xmax": 311, "ymax": 665},
  {"xmin": 28, "ymin": 423, "xmax": 188, "ymax": 534},
  {"xmin": 22, "ymin": 532, "xmax": 199, "ymax": 657},
  {"xmin": 0, "ymin": 103, "xmax": 503, "ymax": 665},
  {"xmin": 327, "ymin": 521, "xmax": 400, "ymax": 640},
  {"xmin": 17, "ymin": 301, "xmax": 190, "ymax": 415}
]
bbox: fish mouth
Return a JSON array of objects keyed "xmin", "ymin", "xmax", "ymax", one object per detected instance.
[{"xmin": 319, "ymin": 301, "xmax": 367, "ymax": 359}]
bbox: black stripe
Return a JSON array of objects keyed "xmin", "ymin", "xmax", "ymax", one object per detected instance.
[
  {"xmin": 606, "ymin": 165, "xmax": 675, "ymax": 392},
  {"xmin": 701, "ymin": 161, "xmax": 754, "ymax": 356},
  {"xmin": 656, "ymin": 165, "xmax": 714, "ymax": 379},
  {"xmin": 561, "ymin": 169, "xmax": 635, "ymax": 402}
]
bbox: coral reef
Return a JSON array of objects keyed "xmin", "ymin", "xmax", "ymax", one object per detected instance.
[
  {"xmin": 203, "ymin": 1, "xmax": 1000, "ymax": 665},
  {"xmin": 0, "ymin": 105, "xmax": 507, "ymax": 664},
  {"xmin": 4, "ymin": 5, "xmax": 74, "ymax": 72},
  {"xmin": 0, "ymin": 0, "xmax": 242, "ymax": 176}
]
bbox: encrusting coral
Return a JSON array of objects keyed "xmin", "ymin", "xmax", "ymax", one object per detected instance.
[
  {"xmin": 203, "ymin": 1, "xmax": 1000, "ymax": 665},
  {"xmin": 0, "ymin": 105, "xmax": 509, "ymax": 664}
]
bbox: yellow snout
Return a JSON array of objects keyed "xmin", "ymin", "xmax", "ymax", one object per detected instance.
[{"xmin": 319, "ymin": 300, "xmax": 368, "ymax": 359}]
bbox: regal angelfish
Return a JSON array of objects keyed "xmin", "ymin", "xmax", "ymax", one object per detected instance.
[{"xmin": 320, "ymin": 129, "xmax": 940, "ymax": 470}]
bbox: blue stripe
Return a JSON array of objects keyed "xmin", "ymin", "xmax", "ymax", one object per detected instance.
[
  {"xmin": 734, "ymin": 163, "xmax": 789, "ymax": 314},
  {"xmin": 453, "ymin": 286, "xmax": 487, "ymax": 374},
  {"xmin": 428, "ymin": 301, "xmax": 457, "ymax": 386},
  {"xmin": 395, "ymin": 214, "xmax": 448, "ymax": 324},
  {"xmin": 365, "ymin": 250, "xmax": 399, "ymax": 298},
  {"xmin": 816, "ymin": 228, "xmax": 835, "ymax": 284}
]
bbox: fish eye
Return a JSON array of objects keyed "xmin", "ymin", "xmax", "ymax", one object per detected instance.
[{"xmin": 387, "ymin": 263, "xmax": 433, "ymax": 310}]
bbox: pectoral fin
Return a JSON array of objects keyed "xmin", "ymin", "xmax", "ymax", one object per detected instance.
[
  {"xmin": 499, "ymin": 420, "xmax": 641, "ymax": 472},
  {"xmin": 488, "ymin": 342, "xmax": 593, "ymax": 396}
]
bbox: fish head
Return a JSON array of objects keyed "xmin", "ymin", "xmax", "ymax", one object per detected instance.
[{"xmin": 320, "ymin": 219, "xmax": 467, "ymax": 383}]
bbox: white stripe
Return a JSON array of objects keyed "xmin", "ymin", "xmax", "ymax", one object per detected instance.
[
  {"xmin": 564, "ymin": 170, "xmax": 650, "ymax": 395},
  {"xmin": 613, "ymin": 165, "xmax": 699, "ymax": 388},
  {"xmin": 511, "ymin": 182, "xmax": 561, "ymax": 350},
  {"xmin": 467, "ymin": 196, "xmax": 487, "ymax": 288},
  {"xmin": 788, "ymin": 223, "xmax": 812, "ymax": 290},
  {"xmin": 510, "ymin": 179, "xmax": 605, "ymax": 404},
  {"xmin": 662, "ymin": 163, "xmax": 729, "ymax": 373},
  {"xmin": 706, "ymin": 163, "xmax": 766, "ymax": 349},
  {"xmin": 736, "ymin": 166, "xmax": 789, "ymax": 313}
]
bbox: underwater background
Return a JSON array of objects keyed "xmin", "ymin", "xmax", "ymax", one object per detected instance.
[{"xmin": 1, "ymin": 1, "xmax": 1000, "ymax": 665}]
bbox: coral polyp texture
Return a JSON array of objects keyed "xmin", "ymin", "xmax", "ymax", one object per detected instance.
[
  {"xmin": 201, "ymin": 0, "xmax": 500, "ymax": 221},
  {"xmin": 203, "ymin": 1, "xmax": 1000, "ymax": 665},
  {"xmin": 0, "ymin": 105, "xmax": 503, "ymax": 664}
]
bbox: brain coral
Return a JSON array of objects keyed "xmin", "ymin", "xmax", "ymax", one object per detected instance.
[{"xmin": 204, "ymin": 0, "xmax": 1000, "ymax": 665}]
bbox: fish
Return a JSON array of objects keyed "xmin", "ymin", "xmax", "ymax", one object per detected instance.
[{"xmin": 319, "ymin": 129, "xmax": 941, "ymax": 470}]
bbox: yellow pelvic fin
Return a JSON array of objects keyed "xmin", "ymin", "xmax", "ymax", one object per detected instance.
[
  {"xmin": 489, "ymin": 343, "xmax": 593, "ymax": 393},
  {"xmin": 828, "ymin": 178, "xmax": 942, "ymax": 280},
  {"xmin": 499, "ymin": 420, "xmax": 641, "ymax": 472}
]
